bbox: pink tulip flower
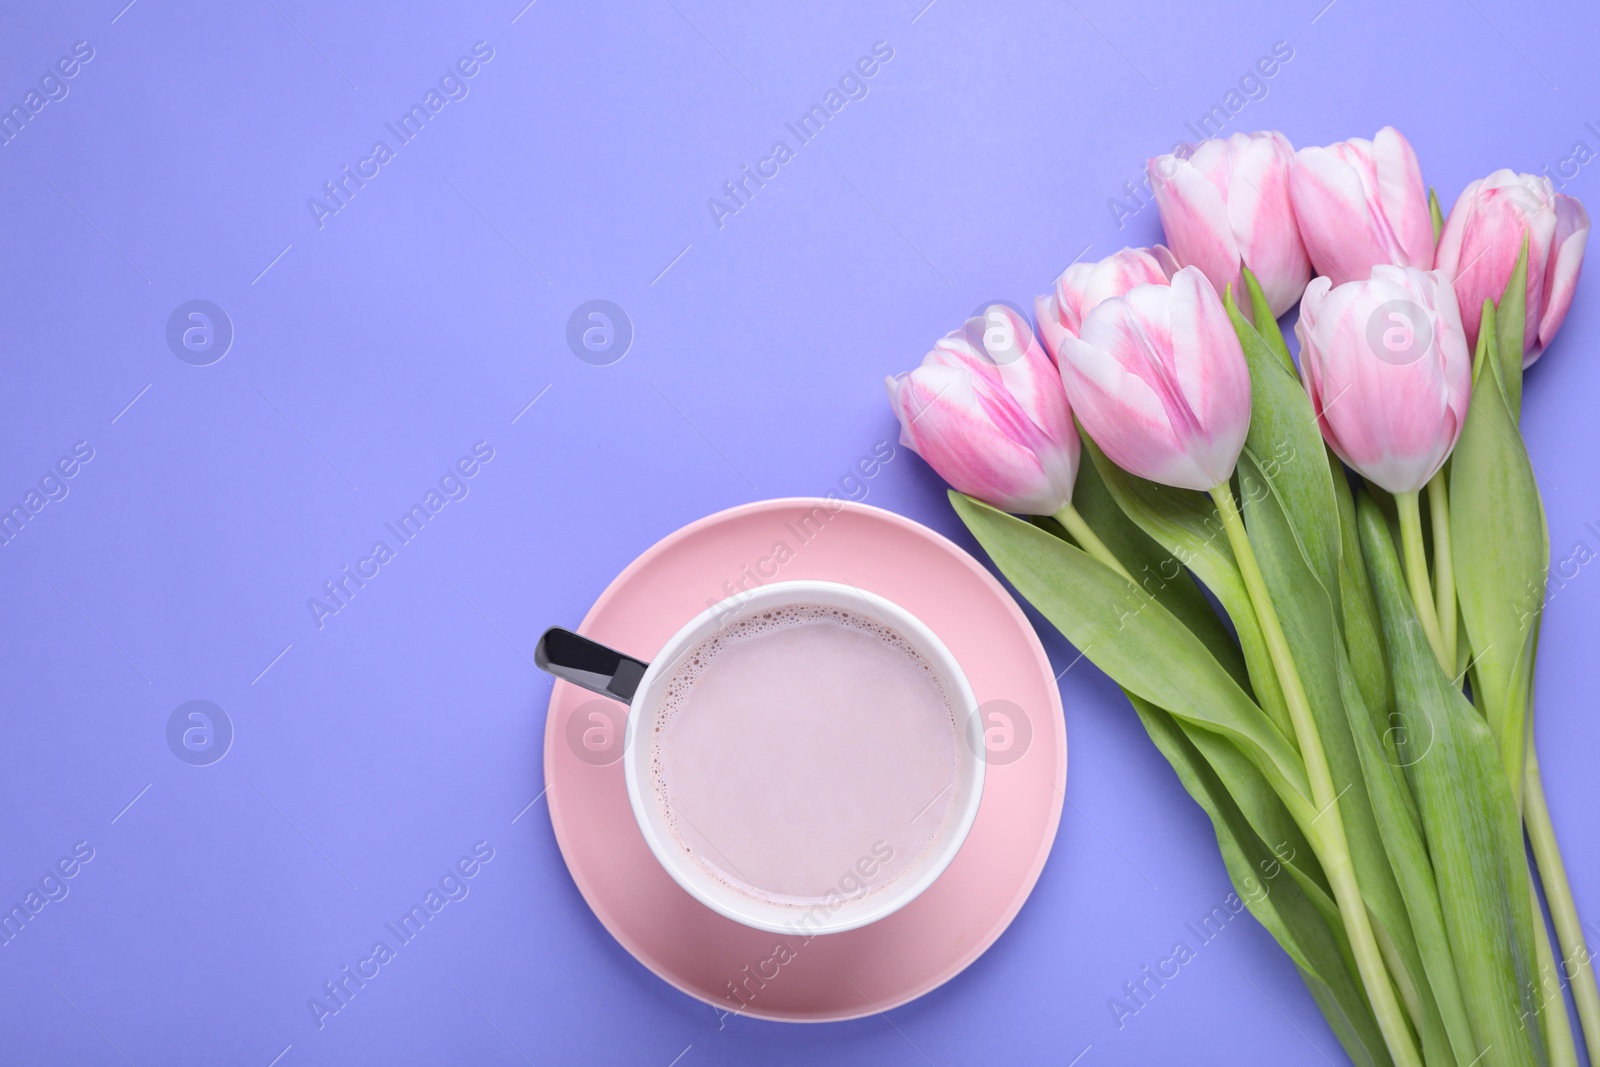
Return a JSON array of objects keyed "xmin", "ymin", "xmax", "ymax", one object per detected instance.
[
  {"xmin": 1034, "ymin": 246, "xmax": 1178, "ymax": 360},
  {"xmin": 1290, "ymin": 127, "xmax": 1435, "ymax": 286},
  {"xmin": 1149, "ymin": 131, "xmax": 1311, "ymax": 318},
  {"xmin": 1056, "ymin": 266, "xmax": 1251, "ymax": 492},
  {"xmin": 886, "ymin": 305, "xmax": 1080, "ymax": 515},
  {"xmin": 1296, "ymin": 265, "xmax": 1471, "ymax": 494},
  {"xmin": 1435, "ymin": 170, "xmax": 1590, "ymax": 366}
]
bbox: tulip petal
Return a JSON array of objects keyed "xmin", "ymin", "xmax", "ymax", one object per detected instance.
[
  {"xmin": 887, "ymin": 319, "xmax": 1082, "ymax": 515},
  {"xmin": 1150, "ymin": 154, "xmax": 1243, "ymax": 308},
  {"xmin": 1229, "ymin": 133, "xmax": 1311, "ymax": 315},
  {"xmin": 1292, "ymin": 145, "xmax": 1390, "ymax": 285},
  {"xmin": 1034, "ymin": 292, "xmax": 1069, "ymax": 362},
  {"xmin": 1433, "ymin": 179, "xmax": 1474, "ymax": 279},
  {"xmin": 1295, "ymin": 267, "xmax": 1471, "ymax": 493},
  {"xmin": 1372, "ymin": 127, "xmax": 1434, "ymax": 270},
  {"xmin": 987, "ymin": 306, "xmax": 1078, "ymax": 445},
  {"xmin": 1535, "ymin": 194, "xmax": 1591, "ymax": 363},
  {"xmin": 1437, "ymin": 178, "xmax": 1504, "ymax": 345},
  {"xmin": 1437, "ymin": 170, "xmax": 1587, "ymax": 362},
  {"xmin": 1172, "ymin": 268, "xmax": 1252, "ymax": 487},
  {"xmin": 1152, "ymin": 133, "xmax": 1309, "ymax": 319},
  {"xmin": 1059, "ymin": 331, "xmax": 1214, "ymax": 490},
  {"xmin": 888, "ymin": 365, "xmax": 1065, "ymax": 515},
  {"xmin": 1149, "ymin": 244, "xmax": 1181, "ymax": 278},
  {"xmin": 1060, "ymin": 248, "xmax": 1174, "ymax": 333},
  {"xmin": 1292, "ymin": 129, "xmax": 1435, "ymax": 287},
  {"xmin": 1065, "ymin": 273, "xmax": 1249, "ymax": 492}
]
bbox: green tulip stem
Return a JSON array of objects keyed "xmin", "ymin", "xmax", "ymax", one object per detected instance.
[
  {"xmin": 1426, "ymin": 473, "xmax": 1457, "ymax": 671},
  {"xmin": 1210, "ymin": 483, "xmax": 1423, "ymax": 1067},
  {"xmin": 1371, "ymin": 915, "xmax": 1427, "ymax": 1039},
  {"xmin": 1053, "ymin": 504, "xmax": 1135, "ymax": 584},
  {"xmin": 1396, "ymin": 491, "xmax": 1450, "ymax": 668},
  {"xmin": 1531, "ymin": 871, "xmax": 1582, "ymax": 1067},
  {"xmin": 1526, "ymin": 743, "xmax": 1600, "ymax": 1058}
]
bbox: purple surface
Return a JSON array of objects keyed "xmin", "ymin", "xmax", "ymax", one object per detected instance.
[{"xmin": 1, "ymin": 0, "xmax": 1596, "ymax": 1063}]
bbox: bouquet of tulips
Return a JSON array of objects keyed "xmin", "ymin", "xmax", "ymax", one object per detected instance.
[{"xmin": 887, "ymin": 128, "xmax": 1594, "ymax": 1067}]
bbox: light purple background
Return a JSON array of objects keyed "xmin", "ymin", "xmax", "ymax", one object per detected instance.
[{"xmin": 1, "ymin": 0, "xmax": 1596, "ymax": 1064}]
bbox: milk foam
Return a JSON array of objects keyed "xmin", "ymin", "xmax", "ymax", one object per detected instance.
[{"xmin": 649, "ymin": 604, "xmax": 961, "ymax": 910}]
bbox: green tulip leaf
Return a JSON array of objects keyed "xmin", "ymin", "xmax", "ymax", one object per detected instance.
[
  {"xmin": 1129, "ymin": 693, "xmax": 1393, "ymax": 1067},
  {"xmin": 1070, "ymin": 460, "xmax": 1330, "ymax": 903},
  {"xmin": 1449, "ymin": 303, "xmax": 1548, "ymax": 793},
  {"xmin": 1080, "ymin": 436, "xmax": 1292, "ymax": 742},
  {"xmin": 950, "ymin": 491, "xmax": 1313, "ymax": 814},
  {"xmin": 1241, "ymin": 264, "xmax": 1295, "ymax": 373},
  {"xmin": 1496, "ymin": 238, "xmax": 1530, "ymax": 421},
  {"xmin": 1070, "ymin": 455, "xmax": 1245, "ymax": 682},
  {"xmin": 1225, "ymin": 284, "xmax": 1342, "ymax": 602},
  {"xmin": 1360, "ymin": 493, "xmax": 1549, "ymax": 1067},
  {"xmin": 966, "ymin": 475, "xmax": 1387, "ymax": 1061},
  {"xmin": 1328, "ymin": 445, "xmax": 1395, "ymax": 742},
  {"xmin": 1238, "ymin": 450, "xmax": 1465, "ymax": 1067}
]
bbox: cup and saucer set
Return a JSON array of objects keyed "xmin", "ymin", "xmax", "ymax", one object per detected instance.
[{"xmin": 536, "ymin": 498, "xmax": 1066, "ymax": 1021}]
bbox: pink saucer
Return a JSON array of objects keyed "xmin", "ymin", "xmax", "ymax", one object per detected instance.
[{"xmin": 543, "ymin": 498, "xmax": 1066, "ymax": 1022}]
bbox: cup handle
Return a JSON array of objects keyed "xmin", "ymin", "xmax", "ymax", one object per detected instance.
[{"xmin": 534, "ymin": 627, "xmax": 649, "ymax": 703}]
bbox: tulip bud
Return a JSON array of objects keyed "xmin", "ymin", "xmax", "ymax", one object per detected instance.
[
  {"xmin": 1435, "ymin": 170, "xmax": 1590, "ymax": 366},
  {"xmin": 886, "ymin": 305, "xmax": 1080, "ymax": 515},
  {"xmin": 1034, "ymin": 246, "xmax": 1178, "ymax": 360},
  {"xmin": 1057, "ymin": 266, "xmax": 1251, "ymax": 492},
  {"xmin": 1296, "ymin": 265, "xmax": 1471, "ymax": 494},
  {"xmin": 1149, "ymin": 131, "xmax": 1312, "ymax": 318},
  {"xmin": 1290, "ymin": 126, "xmax": 1435, "ymax": 286}
]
